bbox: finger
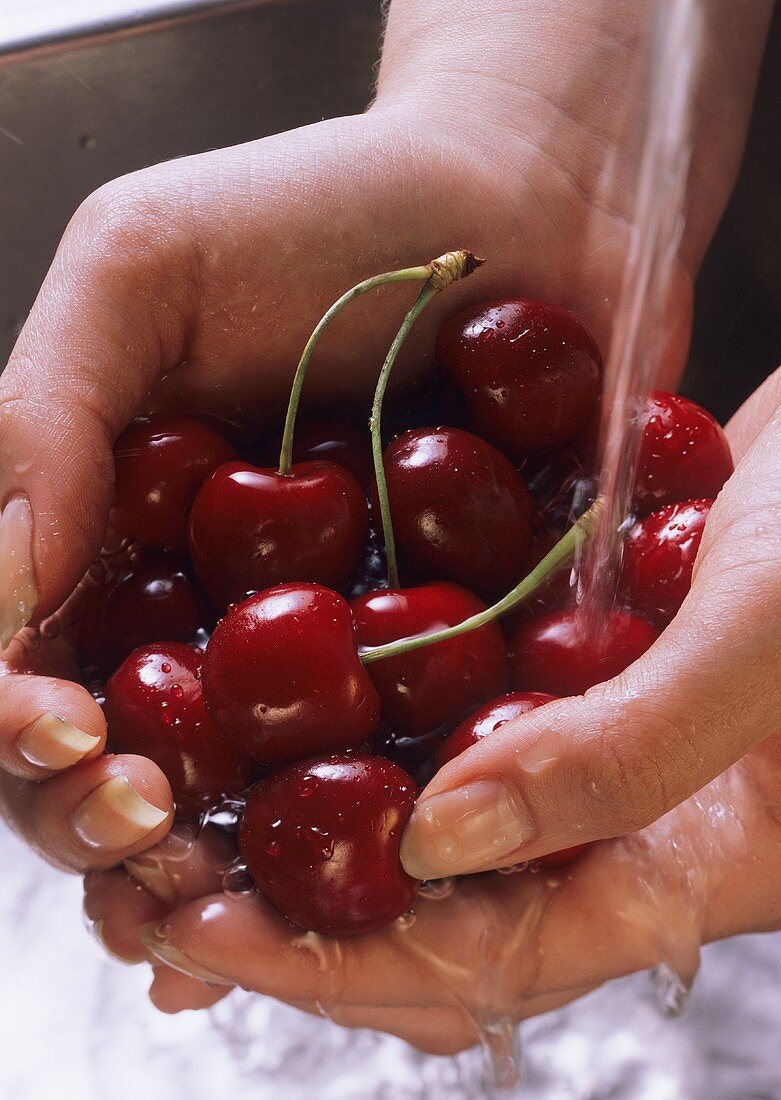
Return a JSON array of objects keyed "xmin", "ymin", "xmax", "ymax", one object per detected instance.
[
  {"xmin": 0, "ymin": 170, "xmax": 195, "ymax": 644},
  {"xmin": 725, "ymin": 362, "xmax": 781, "ymax": 462},
  {"xmin": 149, "ymin": 965, "xmax": 234, "ymax": 1014},
  {"xmin": 84, "ymin": 869, "xmax": 167, "ymax": 964},
  {"xmin": 0, "ymin": 671, "xmax": 106, "ymax": 780},
  {"xmin": 0, "ymin": 753, "xmax": 173, "ymax": 872},
  {"xmin": 400, "ymin": 408, "xmax": 781, "ymax": 878}
]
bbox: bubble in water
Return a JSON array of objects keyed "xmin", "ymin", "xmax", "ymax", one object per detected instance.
[
  {"xmin": 221, "ymin": 861, "xmax": 256, "ymax": 899},
  {"xmin": 418, "ymin": 877, "xmax": 456, "ymax": 901},
  {"xmin": 394, "ymin": 908, "xmax": 417, "ymax": 931}
]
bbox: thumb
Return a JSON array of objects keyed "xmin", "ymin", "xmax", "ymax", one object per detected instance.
[
  {"xmin": 0, "ymin": 174, "xmax": 190, "ymax": 647},
  {"xmin": 401, "ymin": 392, "xmax": 781, "ymax": 880}
]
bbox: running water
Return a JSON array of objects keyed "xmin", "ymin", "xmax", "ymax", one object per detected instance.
[{"xmin": 576, "ymin": 0, "xmax": 704, "ymax": 625}]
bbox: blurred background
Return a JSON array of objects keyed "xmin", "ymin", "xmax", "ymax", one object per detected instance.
[{"xmin": 1, "ymin": 2, "xmax": 780, "ymax": 1097}]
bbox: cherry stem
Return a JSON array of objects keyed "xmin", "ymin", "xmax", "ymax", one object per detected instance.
[
  {"xmin": 369, "ymin": 250, "xmax": 485, "ymax": 587},
  {"xmin": 370, "ymin": 284, "xmax": 437, "ymax": 587},
  {"xmin": 278, "ymin": 264, "xmax": 437, "ymax": 476},
  {"xmin": 360, "ymin": 499, "xmax": 604, "ymax": 665}
]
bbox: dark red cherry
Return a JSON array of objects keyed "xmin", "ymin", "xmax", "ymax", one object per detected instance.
[
  {"xmin": 435, "ymin": 691, "xmax": 556, "ymax": 769},
  {"xmin": 536, "ymin": 845, "xmax": 590, "ymax": 866},
  {"xmin": 377, "ymin": 427, "xmax": 534, "ymax": 601},
  {"xmin": 239, "ymin": 754, "xmax": 418, "ymax": 937},
  {"xmin": 634, "ymin": 392, "xmax": 732, "ymax": 515},
  {"xmin": 77, "ymin": 551, "xmax": 210, "ymax": 673},
  {"xmin": 201, "ymin": 584, "xmax": 379, "ymax": 765},
  {"xmin": 621, "ymin": 499, "xmax": 712, "ymax": 627},
  {"xmin": 437, "ymin": 299, "xmax": 602, "ymax": 459},
  {"xmin": 104, "ymin": 643, "xmax": 255, "ymax": 818},
  {"xmin": 352, "ymin": 583, "xmax": 508, "ymax": 738},
  {"xmin": 510, "ymin": 608, "xmax": 658, "ymax": 696},
  {"xmin": 261, "ymin": 419, "xmax": 373, "ymax": 488},
  {"xmin": 188, "ymin": 460, "xmax": 369, "ymax": 612},
  {"xmin": 112, "ymin": 415, "xmax": 237, "ymax": 552}
]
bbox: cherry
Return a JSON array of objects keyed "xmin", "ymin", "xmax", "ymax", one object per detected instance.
[
  {"xmin": 352, "ymin": 582, "xmax": 508, "ymax": 738},
  {"xmin": 435, "ymin": 690, "xmax": 556, "ymax": 768},
  {"xmin": 239, "ymin": 753, "xmax": 418, "ymax": 937},
  {"xmin": 436, "ymin": 299, "xmax": 602, "ymax": 459},
  {"xmin": 634, "ymin": 392, "xmax": 732, "ymax": 515},
  {"xmin": 104, "ymin": 643, "xmax": 255, "ymax": 818},
  {"xmin": 435, "ymin": 693, "xmax": 590, "ymax": 868},
  {"xmin": 261, "ymin": 419, "xmax": 373, "ymax": 488},
  {"xmin": 188, "ymin": 460, "xmax": 369, "ymax": 612},
  {"xmin": 112, "ymin": 415, "xmax": 237, "ymax": 552},
  {"xmin": 621, "ymin": 499, "xmax": 713, "ymax": 627},
  {"xmin": 201, "ymin": 584, "xmax": 380, "ymax": 765},
  {"xmin": 77, "ymin": 550, "xmax": 211, "ymax": 673},
  {"xmin": 377, "ymin": 427, "xmax": 534, "ymax": 601},
  {"xmin": 509, "ymin": 608, "xmax": 658, "ymax": 696},
  {"xmin": 536, "ymin": 845, "xmax": 590, "ymax": 867}
]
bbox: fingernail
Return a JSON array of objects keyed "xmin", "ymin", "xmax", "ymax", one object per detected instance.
[
  {"xmin": 139, "ymin": 922, "xmax": 233, "ymax": 985},
  {"xmin": 400, "ymin": 779, "xmax": 536, "ymax": 880},
  {"xmin": 0, "ymin": 495, "xmax": 38, "ymax": 649},
  {"xmin": 123, "ymin": 857, "xmax": 179, "ymax": 907},
  {"xmin": 91, "ymin": 919, "xmax": 138, "ymax": 966},
  {"xmin": 17, "ymin": 713, "xmax": 101, "ymax": 769},
  {"xmin": 72, "ymin": 776, "xmax": 169, "ymax": 850}
]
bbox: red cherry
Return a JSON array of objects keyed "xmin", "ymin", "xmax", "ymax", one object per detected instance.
[
  {"xmin": 436, "ymin": 299, "xmax": 602, "ymax": 459},
  {"xmin": 77, "ymin": 551, "xmax": 211, "ymax": 673},
  {"xmin": 188, "ymin": 460, "xmax": 369, "ymax": 612},
  {"xmin": 352, "ymin": 583, "xmax": 507, "ymax": 738},
  {"xmin": 112, "ymin": 415, "xmax": 237, "ymax": 552},
  {"xmin": 201, "ymin": 584, "xmax": 379, "ymax": 765},
  {"xmin": 377, "ymin": 427, "xmax": 534, "ymax": 601},
  {"xmin": 435, "ymin": 690, "xmax": 556, "ymax": 768},
  {"xmin": 634, "ymin": 392, "xmax": 732, "ymax": 515},
  {"xmin": 509, "ymin": 608, "xmax": 658, "ymax": 696},
  {"xmin": 261, "ymin": 419, "xmax": 373, "ymax": 488},
  {"xmin": 621, "ymin": 499, "xmax": 713, "ymax": 627},
  {"xmin": 239, "ymin": 754, "xmax": 418, "ymax": 936},
  {"xmin": 536, "ymin": 844, "xmax": 590, "ymax": 866},
  {"xmin": 104, "ymin": 643, "xmax": 255, "ymax": 818}
]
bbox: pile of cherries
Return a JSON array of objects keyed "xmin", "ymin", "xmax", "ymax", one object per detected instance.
[{"xmin": 76, "ymin": 290, "xmax": 733, "ymax": 938}]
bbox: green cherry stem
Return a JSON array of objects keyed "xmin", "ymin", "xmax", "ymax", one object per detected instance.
[
  {"xmin": 369, "ymin": 250, "xmax": 484, "ymax": 587},
  {"xmin": 277, "ymin": 258, "xmax": 474, "ymax": 477},
  {"xmin": 360, "ymin": 498, "xmax": 604, "ymax": 665}
]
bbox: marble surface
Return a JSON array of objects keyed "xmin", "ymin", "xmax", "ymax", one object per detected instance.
[{"xmin": 2, "ymin": 821, "xmax": 781, "ymax": 1099}]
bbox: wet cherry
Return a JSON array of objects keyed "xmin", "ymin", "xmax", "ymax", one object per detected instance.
[
  {"xmin": 112, "ymin": 415, "xmax": 237, "ymax": 552},
  {"xmin": 509, "ymin": 608, "xmax": 658, "ymax": 696},
  {"xmin": 377, "ymin": 427, "xmax": 534, "ymax": 601},
  {"xmin": 239, "ymin": 754, "xmax": 418, "ymax": 937},
  {"xmin": 188, "ymin": 460, "xmax": 369, "ymax": 612},
  {"xmin": 261, "ymin": 419, "xmax": 373, "ymax": 488},
  {"xmin": 77, "ymin": 550, "xmax": 211, "ymax": 673},
  {"xmin": 352, "ymin": 582, "xmax": 508, "ymax": 738},
  {"xmin": 634, "ymin": 392, "xmax": 732, "ymax": 515},
  {"xmin": 201, "ymin": 584, "xmax": 380, "ymax": 765},
  {"xmin": 437, "ymin": 299, "xmax": 602, "ymax": 459},
  {"xmin": 621, "ymin": 499, "xmax": 713, "ymax": 627},
  {"xmin": 435, "ymin": 690, "xmax": 556, "ymax": 768},
  {"xmin": 104, "ymin": 643, "xmax": 255, "ymax": 818}
]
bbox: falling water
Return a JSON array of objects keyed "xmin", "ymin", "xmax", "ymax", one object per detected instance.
[{"xmin": 576, "ymin": 0, "xmax": 704, "ymax": 624}]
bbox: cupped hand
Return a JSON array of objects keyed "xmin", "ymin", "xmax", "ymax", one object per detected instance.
[{"xmin": 85, "ymin": 720, "xmax": 781, "ymax": 1052}]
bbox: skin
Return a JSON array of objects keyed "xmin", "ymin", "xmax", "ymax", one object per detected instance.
[{"xmin": 1, "ymin": 0, "xmax": 778, "ymax": 1053}]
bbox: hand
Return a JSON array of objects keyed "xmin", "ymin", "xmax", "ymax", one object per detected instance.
[{"xmin": 84, "ymin": 720, "xmax": 781, "ymax": 1052}]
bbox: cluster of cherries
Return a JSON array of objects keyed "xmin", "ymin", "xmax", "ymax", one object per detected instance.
[{"xmin": 76, "ymin": 269, "xmax": 733, "ymax": 938}]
